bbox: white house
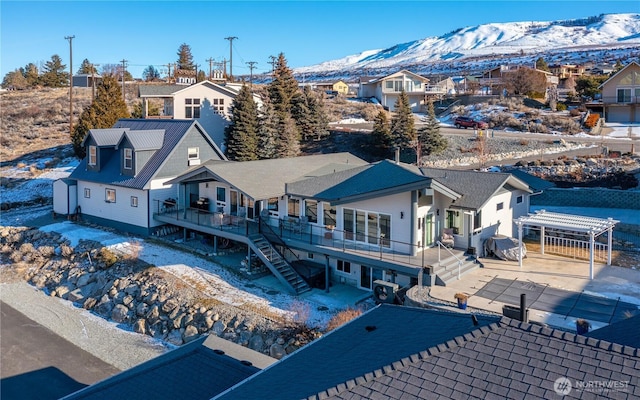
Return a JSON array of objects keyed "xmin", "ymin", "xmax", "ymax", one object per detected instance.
[
  {"xmin": 358, "ymin": 70, "xmax": 430, "ymax": 112},
  {"xmin": 53, "ymin": 119, "xmax": 226, "ymax": 236},
  {"xmin": 159, "ymin": 153, "xmax": 532, "ymax": 293},
  {"xmin": 138, "ymin": 80, "xmax": 263, "ymax": 149}
]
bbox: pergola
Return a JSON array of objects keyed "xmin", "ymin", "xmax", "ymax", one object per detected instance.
[{"xmin": 514, "ymin": 210, "xmax": 619, "ymax": 280}]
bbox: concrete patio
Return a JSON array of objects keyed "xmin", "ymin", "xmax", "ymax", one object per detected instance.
[{"xmin": 428, "ymin": 251, "xmax": 640, "ymax": 332}]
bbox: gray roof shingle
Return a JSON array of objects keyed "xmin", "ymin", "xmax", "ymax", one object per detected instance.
[
  {"xmin": 214, "ymin": 305, "xmax": 500, "ymax": 400},
  {"xmin": 70, "ymin": 119, "xmax": 223, "ymax": 190}
]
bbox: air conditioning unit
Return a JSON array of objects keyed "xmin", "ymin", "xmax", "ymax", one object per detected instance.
[{"xmin": 373, "ymin": 280, "xmax": 399, "ymax": 304}]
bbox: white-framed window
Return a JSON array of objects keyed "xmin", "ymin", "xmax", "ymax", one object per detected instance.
[
  {"xmin": 185, "ymin": 98, "xmax": 201, "ymax": 118},
  {"xmin": 105, "ymin": 188, "xmax": 116, "ymax": 203},
  {"xmin": 131, "ymin": 196, "xmax": 138, "ymax": 207},
  {"xmin": 497, "ymin": 202, "xmax": 504, "ymax": 211},
  {"xmin": 88, "ymin": 145, "xmax": 97, "ymax": 166},
  {"xmin": 213, "ymin": 98, "xmax": 225, "ymax": 115},
  {"xmin": 337, "ymin": 260, "xmax": 351, "ymax": 273},
  {"xmin": 84, "ymin": 188, "xmax": 91, "ymax": 198},
  {"xmin": 304, "ymin": 200, "xmax": 318, "ymax": 223},
  {"xmin": 188, "ymin": 147, "xmax": 199, "ymax": 160},
  {"xmin": 124, "ymin": 148, "xmax": 133, "ymax": 170},
  {"xmin": 617, "ymin": 88, "xmax": 631, "ymax": 103}
]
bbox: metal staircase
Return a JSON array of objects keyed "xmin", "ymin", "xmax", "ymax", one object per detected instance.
[{"xmin": 248, "ymin": 233, "xmax": 311, "ymax": 295}]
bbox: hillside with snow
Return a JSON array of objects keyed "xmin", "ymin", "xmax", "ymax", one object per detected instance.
[{"xmin": 291, "ymin": 13, "xmax": 640, "ymax": 81}]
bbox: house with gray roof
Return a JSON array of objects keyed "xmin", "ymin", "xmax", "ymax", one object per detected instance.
[
  {"xmin": 53, "ymin": 119, "xmax": 226, "ymax": 236},
  {"xmin": 358, "ymin": 70, "xmax": 431, "ymax": 112},
  {"xmin": 62, "ymin": 334, "xmax": 276, "ymax": 400},
  {"xmin": 138, "ymin": 80, "xmax": 263, "ymax": 148},
  {"xmin": 214, "ymin": 305, "xmax": 639, "ymax": 400},
  {"xmin": 159, "ymin": 155, "xmax": 531, "ymax": 293}
]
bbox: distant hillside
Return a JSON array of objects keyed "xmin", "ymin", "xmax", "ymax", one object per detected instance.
[{"xmin": 284, "ymin": 13, "xmax": 640, "ymax": 82}]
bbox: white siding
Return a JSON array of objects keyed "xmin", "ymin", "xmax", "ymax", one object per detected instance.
[{"xmin": 77, "ymin": 181, "xmax": 149, "ymax": 228}]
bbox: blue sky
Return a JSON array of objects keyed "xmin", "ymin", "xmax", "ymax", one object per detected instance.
[{"xmin": 1, "ymin": 1, "xmax": 638, "ymax": 79}]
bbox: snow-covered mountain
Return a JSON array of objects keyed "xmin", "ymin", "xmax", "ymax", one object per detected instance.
[{"xmin": 291, "ymin": 13, "xmax": 640, "ymax": 81}]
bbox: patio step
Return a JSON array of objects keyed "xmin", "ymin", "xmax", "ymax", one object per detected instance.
[
  {"xmin": 248, "ymin": 234, "xmax": 311, "ymax": 295},
  {"xmin": 431, "ymin": 253, "xmax": 480, "ymax": 286}
]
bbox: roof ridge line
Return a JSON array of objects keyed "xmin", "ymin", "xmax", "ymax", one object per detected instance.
[
  {"xmin": 306, "ymin": 321, "xmax": 504, "ymax": 400},
  {"xmin": 503, "ymin": 316, "xmax": 640, "ymax": 357}
]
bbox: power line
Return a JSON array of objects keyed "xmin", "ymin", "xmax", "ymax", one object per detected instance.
[
  {"xmin": 246, "ymin": 61, "xmax": 257, "ymax": 86},
  {"xmin": 120, "ymin": 59, "xmax": 128, "ymax": 100}
]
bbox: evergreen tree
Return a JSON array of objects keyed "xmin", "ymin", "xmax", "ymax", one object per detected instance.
[
  {"xmin": 71, "ymin": 75, "xmax": 130, "ymax": 159},
  {"xmin": 197, "ymin": 70, "xmax": 206, "ymax": 82},
  {"xmin": 40, "ymin": 54, "xmax": 68, "ymax": 87},
  {"xmin": 177, "ymin": 43, "xmax": 195, "ymax": 70},
  {"xmin": 2, "ymin": 69, "xmax": 28, "ymax": 89},
  {"xmin": 224, "ymin": 85, "xmax": 259, "ymax": 161},
  {"xmin": 292, "ymin": 86, "xmax": 312, "ymax": 140},
  {"xmin": 78, "ymin": 59, "xmax": 97, "ymax": 74},
  {"xmin": 390, "ymin": 90, "xmax": 416, "ymax": 150},
  {"xmin": 256, "ymin": 95, "xmax": 278, "ymax": 159},
  {"xmin": 535, "ymin": 57, "xmax": 550, "ymax": 72},
  {"xmin": 268, "ymin": 53, "xmax": 299, "ymax": 115},
  {"xmin": 274, "ymin": 113, "xmax": 301, "ymax": 158},
  {"xmin": 23, "ymin": 63, "xmax": 39, "ymax": 87},
  {"xmin": 142, "ymin": 65, "xmax": 161, "ymax": 82},
  {"xmin": 418, "ymin": 100, "xmax": 447, "ymax": 160},
  {"xmin": 371, "ymin": 110, "xmax": 392, "ymax": 157}
]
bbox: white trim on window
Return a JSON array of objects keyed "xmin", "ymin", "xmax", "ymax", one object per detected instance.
[
  {"xmin": 131, "ymin": 196, "xmax": 138, "ymax": 207},
  {"xmin": 124, "ymin": 148, "xmax": 133, "ymax": 170},
  {"xmin": 88, "ymin": 145, "xmax": 97, "ymax": 166},
  {"xmin": 84, "ymin": 188, "xmax": 91, "ymax": 198},
  {"xmin": 105, "ymin": 188, "xmax": 116, "ymax": 203}
]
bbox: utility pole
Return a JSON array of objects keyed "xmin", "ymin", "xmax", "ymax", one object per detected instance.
[
  {"xmin": 120, "ymin": 59, "xmax": 128, "ymax": 100},
  {"xmin": 206, "ymin": 57, "xmax": 214, "ymax": 80},
  {"xmin": 166, "ymin": 63, "xmax": 172, "ymax": 83},
  {"xmin": 246, "ymin": 61, "xmax": 257, "ymax": 86},
  {"xmin": 90, "ymin": 63, "xmax": 100, "ymax": 100},
  {"xmin": 224, "ymin": 36, "xmax": 237, "ymax": 81},
  {"xmin": 65, "ymin": 35, "xmax": 75, "ymax": 137}
]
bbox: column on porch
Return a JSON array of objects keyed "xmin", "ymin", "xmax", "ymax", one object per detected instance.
[{"xmin": 410, "ymin": 190, "xmax": 418, "ymax": 257}]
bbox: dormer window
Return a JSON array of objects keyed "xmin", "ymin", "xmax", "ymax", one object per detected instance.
[
  {"xmin": 88, "ymin": 145, "xmax": 97, "ymax": 166},
  {"xmin": 124, "ymin": 148, "xmax": 133, "ymax": 170}
]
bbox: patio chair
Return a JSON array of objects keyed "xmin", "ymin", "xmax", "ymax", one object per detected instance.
[{"xmin": 441, "ymin": 228, "xmax": 455, "ymax": 248}]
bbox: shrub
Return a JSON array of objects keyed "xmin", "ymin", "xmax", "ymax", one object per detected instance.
[
  {"xmin": 288, "ymin": 300, "xmax": 312, "ymax": 325},
  {"xmin": 584, "ymin": 114, "xmax": 599, "ymax": 128},
  {"xmin": 98, "ymin": 247, "xmax": 118, "ymax": 268},
  {"xmin": 326, "ymin": 307, "xmax": 363, "ymax": 331},
  {"xmin": 556, "ymin": 103, "xmax": 567, "ymax": 111}
]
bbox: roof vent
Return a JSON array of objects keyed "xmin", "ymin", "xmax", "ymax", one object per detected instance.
[
  {"xmin": 213, "ymin": 349, "xmax": 225, "ymax": 355},
  {"xmin": 365, "ymin": 325, "xmax": 377, "ymax": 332},
  {"xmin": 240, "ymin": 360, "xmax": 253, "ymax": 366}
]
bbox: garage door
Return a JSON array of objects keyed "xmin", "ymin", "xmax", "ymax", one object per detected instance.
[{"xmin": 606, "ymin": 107, "xmax": 630, "ymax": 123}]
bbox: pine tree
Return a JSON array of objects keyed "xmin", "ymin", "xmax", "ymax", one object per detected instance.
[
  {"xmin": 274, "ymin": 113, "xmax": 301, "ymax": 158},
  {"xmin": 40, "ymin": 54, "xmax": 68, "ymax": 87},
  {"xmin": 292, "ymin": 86, "xmax": 313, "ymax": 141},
  {"xmin": 418, "ymin": 100, "xmax": 447, "ymax": 161},
  {"xmin": 176, "ymin": 43, "xmax": 195, "ymax": 70},
  {"xmin": 71, "ymin": 75, "xmax": 130, "ymax": 159},
  {"xmin": 256, "ymin": 95, "xmax": 278, "ymax": 159},
  {"xmin": 268, "ymin": 53, "xmax": 299, "ymax": 115},
  {"xmin": 390, "ymin": 90, "xmax": 416, "ymax": 150},
  {"xmin": 23, "ymin": 63, "xmax": 39, "ymax": 87},
  {"xmin": 371, "ymin": 110, "xmax": 392, "ymax": 157},
  {"xmin": 535, "ymin": 57, "xmax": 550, "ymax": 72},
  {"xmin": 224, "ymin": 85, "xmax": 259, "ymax": 161},
  {"xmin": 2, "ymin": 69, "xmax": 28, "ymax": 90},
  {"xmin": 142, "ymin": 65, "xmax": 161, "ymax": 82},
  {"xmin": 77, "ymin": 59, "xmax": 97, "ymax": 75}
]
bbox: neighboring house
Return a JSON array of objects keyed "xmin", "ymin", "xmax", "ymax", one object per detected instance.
[
  {"xmin": 425, "ymin": 76, "xmax": 456, "ymax": 98},
  {"xmin": 72, "ymin": 73, "xmax": 102, "ymax": 88},
  {"xmin": 158, "ymin": 153, "xmax": 532, "ymax": 293},
  {"xmin": 599, "ymin": 61, "xmax": 640, "ymax": 123},
  {"xmin": 478, "ymin": 65, "xmax": 558, "ymax": 95},
  {"xmin": 138, "ymin": 80, "xmax": 263, "ymax": 148},
  {"xmin": 174, "ymin": 68, "xmax": 196, "ymax": 85},
  {"xmin": 311, "ymin": 80, "xmax": 350, "ymax": 95},
  {"xmin": 358, "ymin": 70, "xmax": 430, "ymax": 112},
  {"xmin": 214, "ymin": 304, "xmax": 640, "ymax": 400},
  {"xmin": 62, "ymin": 334, "xmax": 276, "ymax": 400},
  {"xmin": 549, "ymin": 64, "xmax": 586, "ymax": 80},
  {"xmin": 53, "ymin": 119, "xmax": 226, "ymax": 236}
]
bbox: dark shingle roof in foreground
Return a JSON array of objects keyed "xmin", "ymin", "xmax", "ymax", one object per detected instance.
[
  {"xmin": 62, "ymin": 334, "xmax": 275, "ymax": 400},
  {"xmin": 214, "ymin": 305, "xmax": 500, "ymax": 400},
  {"xmin": 315, "ymin": 317, "xmax": 640, "ymax": 400}
]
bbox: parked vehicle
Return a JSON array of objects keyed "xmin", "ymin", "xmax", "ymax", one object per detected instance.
[{"xmin": 454, "ymin": 116, "xmax": 488, "ymax": 129}]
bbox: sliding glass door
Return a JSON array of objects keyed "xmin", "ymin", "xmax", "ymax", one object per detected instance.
[{"xmin": 344, "ymin": 208, "xmax": 391, "ymax": 248}]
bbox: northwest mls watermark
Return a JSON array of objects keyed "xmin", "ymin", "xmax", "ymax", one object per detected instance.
[{"xmin": 554, "ymin": 377, "xmax": 630, "ymax": 396}]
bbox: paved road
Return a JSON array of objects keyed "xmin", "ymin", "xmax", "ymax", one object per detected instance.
[{"xmin": 0, "ymin": 301, "xmax": 121, "ymax": 400}]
